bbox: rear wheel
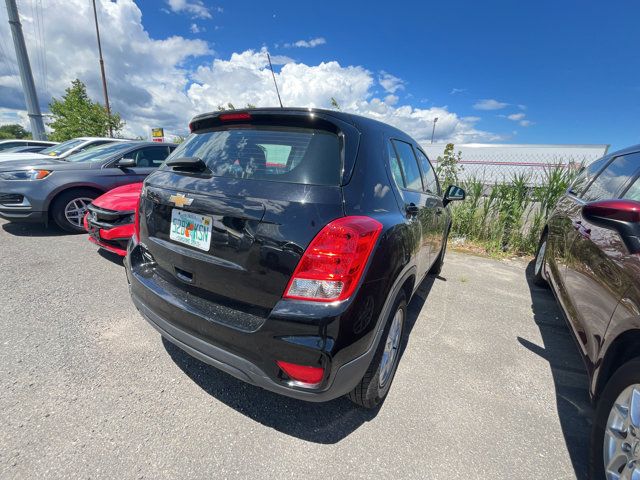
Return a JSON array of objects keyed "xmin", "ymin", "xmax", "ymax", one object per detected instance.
[
  {"xmin": 590, "ymin": 359, "xmax": 640, "ymax": 480},
  {"xmin": 533, "ymin": 231, "xmax": 549, "ymax": 287},
  {"xmin": 348, "ymin": 291, "xmax": 406, "ymax": 409},
  {"xmin": 51, "ymin": 189, "xmax": 99, "ymax": 233}
]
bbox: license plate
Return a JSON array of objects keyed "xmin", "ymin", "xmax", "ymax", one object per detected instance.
[{"xmin": 169, "ymin": 208, "xmax": 213, "ymax": 251}]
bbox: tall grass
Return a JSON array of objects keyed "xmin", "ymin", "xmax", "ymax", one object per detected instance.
[{"xmin": 449, "ymin": 166, "xmax": 578, "ymax": 255}]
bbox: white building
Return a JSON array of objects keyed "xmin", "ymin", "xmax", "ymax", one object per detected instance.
[{"xmin": 421, "ymin": 143, "xmax": 610, "ymax": 186}]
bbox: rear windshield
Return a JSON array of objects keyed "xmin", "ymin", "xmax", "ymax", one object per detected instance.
[{"xmin": 163, "ymin": 126, "xmax": 341, "ymax": 186}]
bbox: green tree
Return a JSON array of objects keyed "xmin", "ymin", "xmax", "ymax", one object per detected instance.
[
  {"xmin": 435, "ymin": 143, "xmax": 463, "ymax": 191},
  {"xmin": 0, "ymin": 124, "xmax": 31, "ymax": 140},
  {"xmin": 47, "ymin": 79, "xmax": 124, "ymax": 141}
]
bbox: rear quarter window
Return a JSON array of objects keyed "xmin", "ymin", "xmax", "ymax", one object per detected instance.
[{"xmin": 164, "ymin": 126, "xmax": 341, "ymax": 186}]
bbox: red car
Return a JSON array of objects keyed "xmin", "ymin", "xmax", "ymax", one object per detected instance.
[{"xmin": 84, "ymin": 183, "xmax": 142, "ymax": 256}]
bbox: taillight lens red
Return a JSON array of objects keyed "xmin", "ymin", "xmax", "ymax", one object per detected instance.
[
  {"xmin": 219, "ymin": 112, "xmax": 252, "ymax": 122},
  {"xmin": 277, "ymin": 361, "xmax": 324, "ymax": 385},
  {"xmin": 283, "ymin": 216, "xmax": 383, "ymax": 302}
]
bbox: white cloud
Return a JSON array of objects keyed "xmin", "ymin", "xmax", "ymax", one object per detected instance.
[
  {"xmin": 450, "ymin": 88, "xmax": 466, "ymax": 95},
  {"xmin": 473, "ymin": 98, "xmax": 509, "ymax": 110},
  {"xmin": 190, "ymin": 23, "xmax": 203, "ymax": 33},
  {"xmin": 166, "ymin": 0, "xmax": 212, "ymax": 19},
  {"xmin": 519, "ymin": 120, "xmax": 534, "ymax": 127},
  {"xmin": 284, "ymin": 37, "xmax": 326, "ymax": 48},
  {"xmin": 379, "ymin": 71, "xmax": 405, "ymax": 94},
  {"xmin": 0, "ymin": 1, "xmax": 503, "ymax": 144},
  {"xmin": 507, "ymin": 113, "xmax": 525, "ymax": 121}
]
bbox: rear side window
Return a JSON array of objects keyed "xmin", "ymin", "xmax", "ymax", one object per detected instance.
[
  {"xmin": 391, "ymin": 140, "xmax": 423, "ymax": 191},
  {"xmin": 165, "ymin": 127, "xmax": 341, "ymax": 186},
  {"xmin": 415, "ymin": 149, "xmax": 439, "ymax": 195},
  {"xmin": 581, "ymin": 153, "xmax": 640, "ymax": 202}
]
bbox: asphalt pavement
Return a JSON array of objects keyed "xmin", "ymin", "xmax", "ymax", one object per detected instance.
[{"xmin": 0, "ymin": 218, "xmax": 593, "ymax": 479}]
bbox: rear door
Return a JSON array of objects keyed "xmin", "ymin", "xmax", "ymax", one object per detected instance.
[
  {"xmin": 415, "ymin": 148, "xmax": 446, "ymax": 264},
  {"xmin": 388, "ymin": 139, "xmax": 432, "ymax": 279},
  {"xmin": 140, "ymin": 115, "xmax": 351, "ymax": 310},
  {"xmin": 563, "ymin": 152, "xmax": 640, "ymax": 360}
]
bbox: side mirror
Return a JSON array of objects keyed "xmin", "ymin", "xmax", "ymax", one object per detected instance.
[
  {"xmin": 582, "ymin": 200, "xmax": 640, "ymax": 253},
  {"xmin": 116, "ymin": 157, "xmax": 136, "ymax": 168},
  {"xmin": 444, "ymin": 185, "xmax": 466, "ymax": 205}
]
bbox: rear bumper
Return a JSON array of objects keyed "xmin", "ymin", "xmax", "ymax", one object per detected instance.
[{"xmin": 125, "ymin": 241, "xmax": 375, "ymax": 402}]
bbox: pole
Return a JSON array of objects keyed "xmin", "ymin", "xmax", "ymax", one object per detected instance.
[
  {"xmin": 266, "ymin": 52, "xmax": 283, "ymax": 108},
  {"xmin": 430, "ymin": 117, "xmax": 438, "ymax": 144},
  {"xmin": 91, "ymin": 0, "xmax": 112, "ymax": 137},
  {"xmin": 5, "ymin": 0, "xmax": 46, "ymax": 140}
]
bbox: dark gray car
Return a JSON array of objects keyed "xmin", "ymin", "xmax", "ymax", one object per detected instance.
[{"xmin": 0, "ymin": 141, "xmax": 176, "ymax": 232}]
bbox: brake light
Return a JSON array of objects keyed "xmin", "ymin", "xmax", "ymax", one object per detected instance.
[
  {"xmin": 219, "ymin": 112, "xmax": 252, "ymax": 122},
  {"xmin": 283, "ymin": 216, "xmax": 383, "ymax": 302},
  {"xmin": 277, "ymin": 361, "xmax": 324, "ymax": 385}
]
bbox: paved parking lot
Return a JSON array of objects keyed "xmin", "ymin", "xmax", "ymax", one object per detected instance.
[{"xmin": 0, "ymin": 218, "xmax": 593, "ymax": 479}]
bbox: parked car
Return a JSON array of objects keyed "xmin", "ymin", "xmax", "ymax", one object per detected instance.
[
  {"xmin": 84, "ymin": 182, "xmax": 142, "ymax": 256},
  {"xmin": 125, "ymin": 108, "xmax": 465, "ymax": 408},
  {"xmin": 2, "ymin": 145, "xmax": 53, "ymax": 154},
  {"xmin": 0, "ymin": 139, "xmax": 57, "ymax": 152},
  {"xmin": 0, "ymin": 137, "xmax": 126, "ymax": 162},
  {"xmin": 533, "ymin": 145, "xmax": 640, "ymax": 479},
  {"xmin": 0, "ymin": 141, "xmax": 176, "ymax": 232}
]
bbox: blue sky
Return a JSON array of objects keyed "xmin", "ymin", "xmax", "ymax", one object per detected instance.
[
  {"xmin": 0, "ymin": 0, "xmax": 638, "ymax": 149},
  {"xmin": 138, "ymin": 0, "xmax": 639, "ymax": 149}
]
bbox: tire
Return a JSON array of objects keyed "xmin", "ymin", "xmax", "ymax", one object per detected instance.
[
  {"xmin": 533, "ymin": 231, "xmax": 549, "ymax": 287},
  {"xmin": 348, "ymin": 291, "xmax": 406, "ymax": 409},
  {"xmin": 429, "ymin": 228, "xmax": 449, "ymax": 276},
  {"xmin": 51, "ymin": 189, "xmax": 100, "ymax": 233},
  {"xmin": 590, "ymin": 358, "xmax": 640, "ymax": 480}
]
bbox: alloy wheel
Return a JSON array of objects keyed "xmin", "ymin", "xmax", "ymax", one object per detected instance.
[
  {"xmin": 604, "ymin": 384, "xmax": 640, "ymax": 479},
  {"xmin": 378, "ymin": 307, "xmax": 403, "ymax": 388},
  {"xmin": 64, "ymin": 197, "xmax": 93, "ymax": 228}
]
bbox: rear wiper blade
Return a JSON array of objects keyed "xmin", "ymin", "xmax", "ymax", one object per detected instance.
[{"xmin": 165, "ymin": 156, "xmax": 207, "ymax": 172}]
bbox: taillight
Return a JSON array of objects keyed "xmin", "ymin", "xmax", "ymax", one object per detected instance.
[
  {"xmin": 283, "ymin": 216, "xmax": 383, "ymax": 302},
  {"xmin": 277, "ymin": 361, "xmax": 324, "ymax": 385}
]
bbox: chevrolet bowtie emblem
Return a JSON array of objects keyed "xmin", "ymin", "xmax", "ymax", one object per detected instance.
[{"xmin": 169, "ymin": 193, "xmax": 193, "ymax": 208}]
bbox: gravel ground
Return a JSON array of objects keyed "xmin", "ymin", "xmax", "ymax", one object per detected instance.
[{"xmin": 0, "ymin": 218, "xmax": 593, "ymax": 479}]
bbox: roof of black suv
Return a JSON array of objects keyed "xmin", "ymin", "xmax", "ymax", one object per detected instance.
[{"xmin": 189, "ymin": 107, "xmax": 415, "ymax": 143}]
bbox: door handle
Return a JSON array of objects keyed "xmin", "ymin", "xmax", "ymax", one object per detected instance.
[{"xmin": 405, "ymin": 203, "xmax": 419, "ymax": 216}]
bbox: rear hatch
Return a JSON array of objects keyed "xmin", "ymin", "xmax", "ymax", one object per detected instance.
[{"xmin": 139, "ymin": 109, "xmax": 360, "ymax": 312}]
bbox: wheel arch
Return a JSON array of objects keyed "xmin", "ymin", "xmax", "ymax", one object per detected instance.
[
  {"xmin": 46, "ymin": 184, "xmax": 106, "ymax": 215},
  {"xmin": 593, "ymin": 328, "xmax": 640, "ymax": 401}
]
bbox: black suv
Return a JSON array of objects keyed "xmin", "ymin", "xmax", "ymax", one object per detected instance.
[{"xmin": 125, "ymin": 109, "xmax": 464, "ymax": 408}]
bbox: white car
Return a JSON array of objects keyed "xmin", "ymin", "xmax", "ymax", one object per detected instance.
[
  {"xmin": 0, "ymin": 139, "xmax": 57, "ymax": 153},
  {"xmin": 0, "ymin": 137, "xmax": 128, "ymax": 162}
]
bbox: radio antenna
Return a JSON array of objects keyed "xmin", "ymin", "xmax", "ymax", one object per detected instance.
[{"xmin": 266, "ymin": 52, "xmax": 284, "ymax": 108}]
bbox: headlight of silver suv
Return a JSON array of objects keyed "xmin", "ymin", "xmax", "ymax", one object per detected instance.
[{"xmin": 0, "ymin": 169, "xmax": 52, "ymax": 181}]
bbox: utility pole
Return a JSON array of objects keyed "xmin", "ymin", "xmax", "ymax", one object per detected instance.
[
  {"xmin": 266, "ymin": 52, "xmax": 283, "ymax": 108},
  {"xmin": 5, "ymin": 0, "xmax": 46, "ymax": 139},
  {"xmin": 430, "ymin": 117, "xmax": 439, "ymax": 144},
  {"xmin": 91, "ymin": 0, "xmax": 112, "ymax": 137}
]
